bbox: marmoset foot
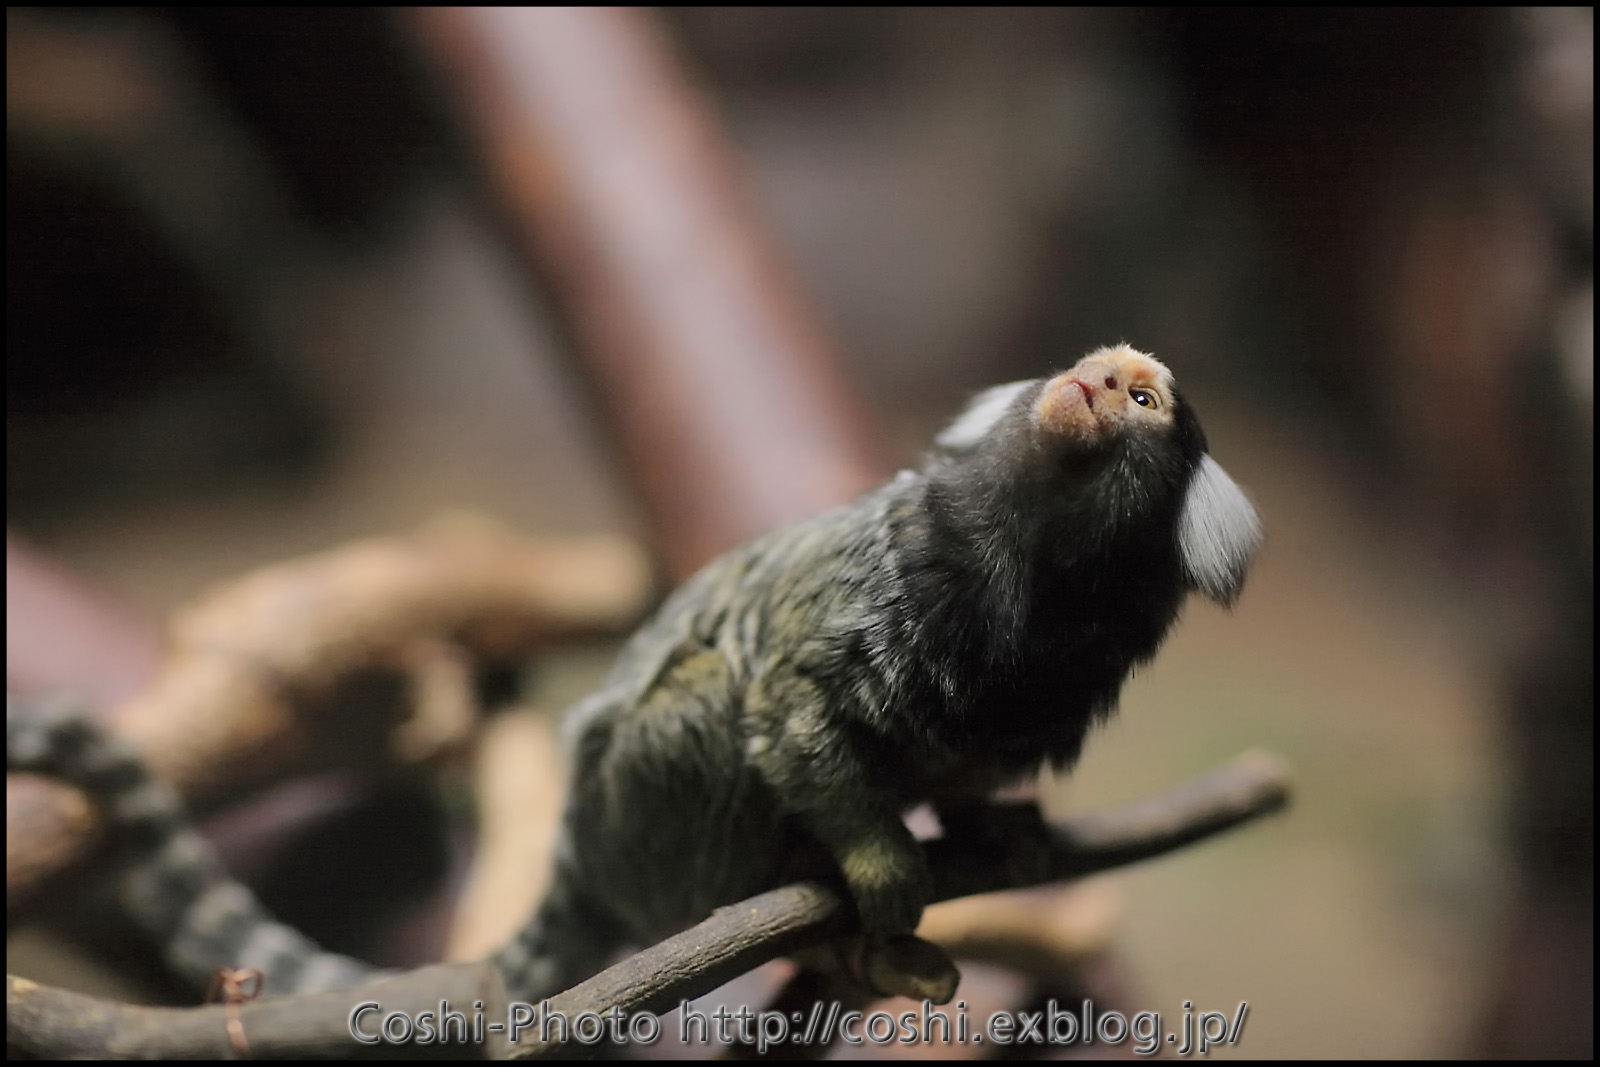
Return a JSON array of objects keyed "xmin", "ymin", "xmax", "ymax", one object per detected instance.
[{"xmin": 848, "ymin": 933, "xmax": 961, "ymax": 1005}]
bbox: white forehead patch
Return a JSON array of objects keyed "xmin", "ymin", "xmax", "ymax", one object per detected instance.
[
  {"xmin": 935, "ymin": 379, "xmax": 1035, "ymax": 452},
  {"xmin": 1178, "ymin": 454, "xmax": 1262, "ymax": 606}
]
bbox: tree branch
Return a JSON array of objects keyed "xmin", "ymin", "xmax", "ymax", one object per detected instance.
[{"xmin": 5, "ymin": 749, "xmax": 1291, "ymax": 1060}]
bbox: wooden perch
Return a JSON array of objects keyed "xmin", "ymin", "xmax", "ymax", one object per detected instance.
[
  {"xmin": 6, "ymin": 749, "xmax": 1291, "ymax": 1060},
  {"xmin": 6, "ymin": 964, "xmax": 510, "ymax": 1060}
]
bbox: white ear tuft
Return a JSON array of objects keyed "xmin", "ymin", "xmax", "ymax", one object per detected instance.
[
  {"xmin": 935, "ymin": 380, "xmax": 1035, "ymax": 452},
  {"xmin": 1178, "ymin": 454, "xmax": 1262, "ymax": 606}
]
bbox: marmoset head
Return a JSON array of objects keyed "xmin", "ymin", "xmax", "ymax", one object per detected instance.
[{"xmin": 934, "ymin": 344, "xmax": 1262, "ymax": 606}]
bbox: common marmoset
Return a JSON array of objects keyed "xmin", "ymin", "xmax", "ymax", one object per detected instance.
[{"xmin": 8, "ymin": 345, "xmax": 1261, "ymax": 1003}]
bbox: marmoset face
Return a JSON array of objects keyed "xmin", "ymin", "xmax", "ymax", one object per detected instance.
[
  {"xmin": 1034, "ymin": 345, "xmax": 1177, "ymax": 446},
  {"xmin": 930, "ymin": 343, "xmax": 1258, "ymax": 606}
]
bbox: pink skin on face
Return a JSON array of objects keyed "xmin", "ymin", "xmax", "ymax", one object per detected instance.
[{"xmin": 1069, "ymin": 378, "xmax": 1095, "ymax": 410}]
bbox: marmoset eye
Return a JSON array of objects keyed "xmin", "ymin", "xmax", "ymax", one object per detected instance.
[{"xmin": 1130, "ymin": 389, "xmax": 1160, "ymax": 409}]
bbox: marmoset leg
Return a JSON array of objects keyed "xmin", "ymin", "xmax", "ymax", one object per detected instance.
[
  {"xmin": 742, "ymin": 673, "xmax": 930, "ymax": 936},
  {"xmin": 742, "ymin": 673, "xmax": 958, "ymax": 1002}
]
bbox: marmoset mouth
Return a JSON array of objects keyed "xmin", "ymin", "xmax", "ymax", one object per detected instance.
[{"xmin": 1035, "ymin": 374, "xmax": 1105, "ymax": 443}]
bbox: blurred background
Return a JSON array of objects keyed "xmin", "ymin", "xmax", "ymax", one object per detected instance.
[{"xmin": 6, "ymin": 7, "xmax": 1591, "ymax": 1059}]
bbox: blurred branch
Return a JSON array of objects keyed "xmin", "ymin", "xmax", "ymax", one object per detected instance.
[
  {"xmin": 5, "ymin": 773, "xmax": 105, "ymax": 913},
  {"xmin": 6, "ymin": 750, "xmax": 1291, "ymax": 1060},
  {"xmin": 5, "ymin": 517, "xmax": 650, "ymax": 913}
]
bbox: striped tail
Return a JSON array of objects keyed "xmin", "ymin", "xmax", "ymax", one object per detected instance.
[{"xmin": 7, "ymin": 695, "xmax": 381, "ymax": 995}]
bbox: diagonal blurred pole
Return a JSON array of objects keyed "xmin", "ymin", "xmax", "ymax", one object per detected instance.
[{"xmin": 409, "ymin": 7, "xmax": 889, "ymax": 581}]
